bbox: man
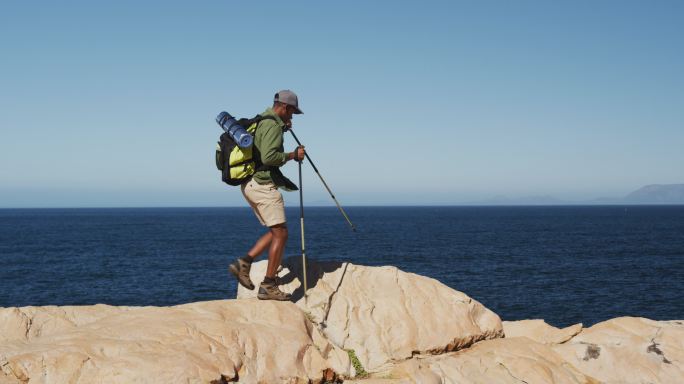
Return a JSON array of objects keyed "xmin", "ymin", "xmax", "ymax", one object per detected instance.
[{"xmin": 229, "ymin": 90, "xmax": 306, "ymax": 301}]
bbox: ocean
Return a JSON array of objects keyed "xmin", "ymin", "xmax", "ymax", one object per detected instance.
[{"xmin": 1, "ymin": 206, "xmax": 682, "ymax": 327}]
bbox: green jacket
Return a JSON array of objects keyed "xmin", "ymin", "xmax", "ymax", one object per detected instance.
[{"xmin": 252, "ymin": 107, "xmax": 298, "ymax": 191}]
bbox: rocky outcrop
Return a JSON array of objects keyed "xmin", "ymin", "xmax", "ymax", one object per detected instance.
[
  {"xmin": 0, "ymin": 300, "xmax": 350, "ymax": 384},
  {"xmin": 237, "ymin": 259, "xmax": 504, "ymax": 372},
  {"xmin": 553, "ymin": 317, "xmax": 684, "ymax": 384},
  {"xmin": 1, "ymin": 262, "xmax": 683, "ymax": 384},
  {"xmin": 503, "ymin": 319, "xmax": 583, "ymax": 344}
]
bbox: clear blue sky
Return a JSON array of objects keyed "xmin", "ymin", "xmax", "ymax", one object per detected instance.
[{"xmin": 1, "ymin": 1, "xmax": 682, "ymax": 207}]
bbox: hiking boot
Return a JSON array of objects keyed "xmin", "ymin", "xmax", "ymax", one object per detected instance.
[
  {"xmin": 257, "ymin": 280, "xmax": 292, "ymax": 301},
  {"xmin": 229, "ymin": 258, "xmax": 255, "ymax": 290}
]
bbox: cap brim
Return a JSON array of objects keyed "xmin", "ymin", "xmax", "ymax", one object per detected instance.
[{"xmin": 293, "ymin": 107, "xmax": 303, "ymax": 114}]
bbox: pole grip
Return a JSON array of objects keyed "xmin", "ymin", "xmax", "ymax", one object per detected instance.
[{"xmin": 289, "ymin": 130, "xmax": 320, "ymax": 173}]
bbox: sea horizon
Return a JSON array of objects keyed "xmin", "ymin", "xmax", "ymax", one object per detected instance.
[{"xmin": 3, "ymin": 203, "xmax": 684, "ymax": 210}]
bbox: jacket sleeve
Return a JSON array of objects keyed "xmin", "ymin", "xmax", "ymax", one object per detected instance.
[{"xmin": 257, "ymin": 123, "xmax": 289, "ymax": 166}]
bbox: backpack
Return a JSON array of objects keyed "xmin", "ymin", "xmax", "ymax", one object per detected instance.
[{"xmin": 215, "ymin": 115, "xmax": 276, "ymax": 186}]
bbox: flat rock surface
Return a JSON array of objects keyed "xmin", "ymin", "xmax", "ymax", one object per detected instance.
[
  {"xmin": 238, "ymin": 258, "xmax": 503, "ymax": 372},
  {"xmin": 0, "ymin": 300, "xmax": 350, "ymax": 384},
  {"xmin": 553, "ymin": 316, "xmax": 684, "ymax": 384},
  {"xmin": 503, "ymin": 319, "xmax": 583, "ymax": 344},
  {"xmin": 348, "ymin": 337, "xmax": 599, "ymax": 384}
]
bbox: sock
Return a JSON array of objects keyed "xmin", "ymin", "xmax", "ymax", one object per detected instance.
[
  {"xmin": 263, "ymin": 276, "xmax": 276, "ymax": 285},
  {"xmin": 241, "ymin": 255, "xmax": 253, "ymax": 264}
]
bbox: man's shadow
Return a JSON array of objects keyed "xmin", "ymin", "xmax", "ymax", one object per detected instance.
[{"xmin": 277, "ymin": 256, "xmax": 348, "ymax": 303}]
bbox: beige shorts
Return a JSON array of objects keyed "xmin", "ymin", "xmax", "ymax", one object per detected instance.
[{"xmin": 241, "ymin": 180, "xmax": 286, "ymax": 227}]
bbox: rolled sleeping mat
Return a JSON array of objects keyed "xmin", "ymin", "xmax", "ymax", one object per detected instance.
[{"xmin": 216, "ymin": 111, "xmax": 253, "ymax": 148}]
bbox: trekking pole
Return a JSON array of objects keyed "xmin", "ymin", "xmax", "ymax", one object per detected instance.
[
  {"xmin": 298, "ymin": 157, "xmax": 308, "ymax": 298},
  {"xmin": 288, "ymin": 130, "xmax": 356, "ymax": 232}
]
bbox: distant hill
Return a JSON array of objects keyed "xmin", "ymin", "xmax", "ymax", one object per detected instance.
[{"xmin": 623, "ymin": 184, "xmax": 684, "ymax": 204}]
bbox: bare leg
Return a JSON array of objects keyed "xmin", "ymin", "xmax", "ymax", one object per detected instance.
[
  {"xmin": 247, "ymin": 231, "xmax": 272, "ymax": 260},
  {"xmin": 266, "ymin": 224, "xmax": 288, "ymax": 278},
  {"xmin": 230, "ymin": 230, "xmax": 272, "ymax": 291}
]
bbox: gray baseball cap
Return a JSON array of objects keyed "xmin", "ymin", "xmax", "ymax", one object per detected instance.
[{"xmin": 274, "ymin": 90, "xmax": 303, "ymax": 114}]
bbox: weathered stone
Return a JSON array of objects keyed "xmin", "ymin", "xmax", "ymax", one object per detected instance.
[
  {"xmin": 503, "ymin": 319, "xmax": 583, "ymax": 344},
  {"xmin": 553, "ymin": 317, "xmax": 684, "ymax": 384},
  {"xmin": 0, "ymin": 304, "xmax": 129, "ymax": 343},
  {"xmin": 0, "ymin": 300, "xmax": 350, "ymax": 384},
  {"xmin": 238, "ymin": 258, "xmax": 503, "ymax": 372}
]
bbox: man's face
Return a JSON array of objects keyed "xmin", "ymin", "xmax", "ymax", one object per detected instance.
[
  {"xmin": 274, "ymin": 102, "xmax": 295, "ymax": 124},
  {"xmin": 283, "ymin": 105, "xmax": 296, "ymax": 123}
]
